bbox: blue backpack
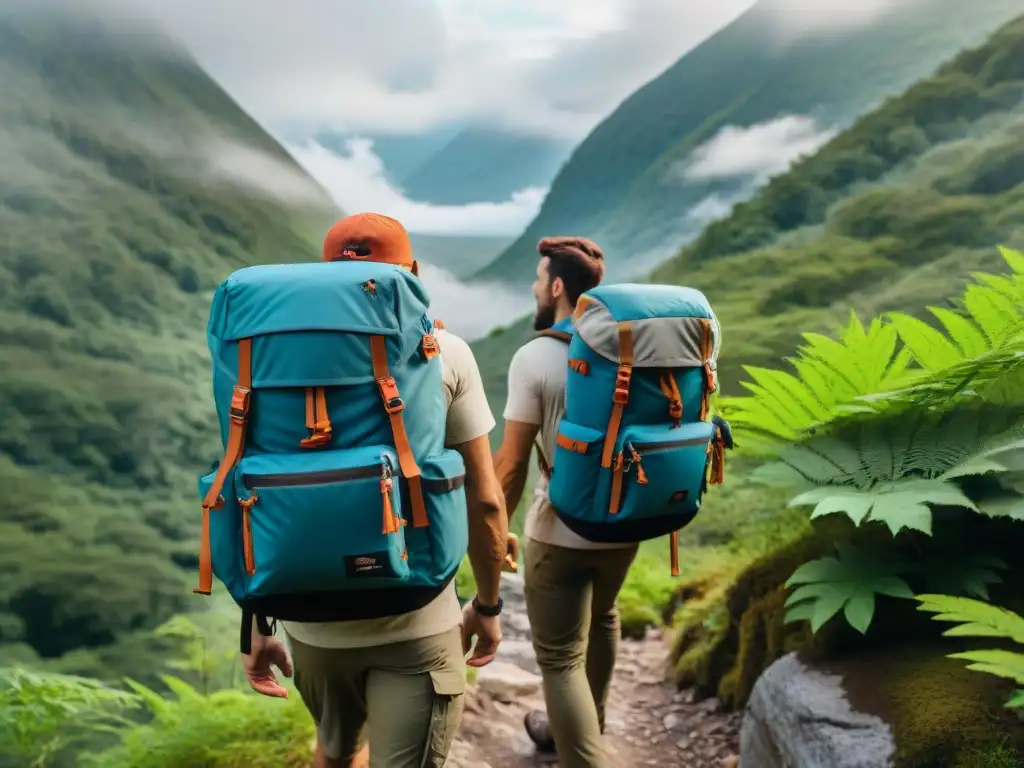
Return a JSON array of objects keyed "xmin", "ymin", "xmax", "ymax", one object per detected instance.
[
  {"xmin": 194, "ymin": 260, "xmax": 468, "ymax": 651},
  {"xmin": 541, "ymin": 283, "xmax": 729, "ymax": 574}
]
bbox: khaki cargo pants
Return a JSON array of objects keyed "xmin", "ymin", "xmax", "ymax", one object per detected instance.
[
  {"xmin": 289, "ymin": 626, "xmax": 466, "ymax": 768},
  {"xmin": 525, "ymin": 538, "xmax": 639, "ymax": 768}
]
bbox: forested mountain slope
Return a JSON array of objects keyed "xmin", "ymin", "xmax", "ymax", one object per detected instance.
[
  {"xmin": 474, "ymin": 0, "xmax": 1024, "ymax": 285},
  {"xmin": 473, "ymin": 12, "xmax": 1024, "ymax": 439},
  {"xmin": 0, "ymin": 6, "xmax": 339, "ymax": 665}
]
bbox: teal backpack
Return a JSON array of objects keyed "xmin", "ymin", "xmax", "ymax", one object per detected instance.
[
  {"xmin": 541, "ymin": 283, "xmax": 730, "ymax": 574},
  {"xmin": 194, "ymin": 260, "xmax": 468, "ymax": 651}
]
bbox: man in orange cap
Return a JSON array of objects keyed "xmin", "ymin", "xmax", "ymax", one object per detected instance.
[{"xmin": 239, "ymin": 212, "xmax": 508, "ymax": 768}]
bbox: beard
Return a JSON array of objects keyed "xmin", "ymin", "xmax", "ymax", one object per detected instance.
[{"xmin": 533, "ymin": 300, "xmax": 556, "ymax": 331}]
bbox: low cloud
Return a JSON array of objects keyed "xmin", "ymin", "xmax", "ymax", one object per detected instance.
[
  {"xmin": 115, "ymin": 122, "xmax": 336, "ymax": 210},
  {"xmin": 765, "ymin": 0, "xmax": 928, "ymax": 38},
  {"xmin": 416, "ymin": 262, "xmax": 533, "ymax": 341},
  {"xmin": 288, "ymin": 137, "xmax": 547, "ymax": 236},
  {"xmin": 678, "ymin": 115, "xmax": 837, "ymax": 183}
]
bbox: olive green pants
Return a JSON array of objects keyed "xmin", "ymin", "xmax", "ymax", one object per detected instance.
[
  {"xmin": 524, "ymin": 538, "xmax": 640, "ymax": 768},
  {"xmin": 289, "ymin": 626, "xmax": 465, "ymax": 768}
]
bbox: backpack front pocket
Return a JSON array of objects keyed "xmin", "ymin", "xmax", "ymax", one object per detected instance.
[
  {"xmin": 609, "ymin": 421, "xmax": 715, "ymax": 535},
  {"xmin": 404, "ymin": 449, "xmax": 469, "ymax": 586},
  {"xmin": 235, "ymin": 446, "xmax": 409, "ymax": 598},
  {"xmin": 548, "ymin": 420, "xmax": 607, "ymax": 523}
]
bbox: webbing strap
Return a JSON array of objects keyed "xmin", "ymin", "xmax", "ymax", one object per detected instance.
[
  {"xmin": 659, "ymin": 371, "xmax": 683, "ymax": 427},
  {"xmin": 300, "ymin": 387, "xmax": 332, "ymax": 447},
  {"xmin": 670, "ymin": 531, "xmax": 680, "ymax": 577},
  {"xmin": 196, "ymin": 338, "xmax": 252, "ymax": 596},
  {"xmin": 699, "ymin": 319, "xmax": 715, "ymax": 420},
  {"xmin": 600, "ymin": 322, "xmax": 634, "ymax": 469},
  {"xmin": 369, "ymin": 335, "xmax": 428, "ymax": 528},
  {"xmin": 609, "ymin": 453, "xmax": 625, "ymax": 514}
]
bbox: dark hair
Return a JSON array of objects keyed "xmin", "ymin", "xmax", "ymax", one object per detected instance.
[{"xmin": 538, "ymin": 236, "xmax": 605, "ymax": 306}]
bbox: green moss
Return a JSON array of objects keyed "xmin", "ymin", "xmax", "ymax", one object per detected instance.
[{"xmin": 830, "ymin": 645, "xmax": 1024, "ymax": 768}]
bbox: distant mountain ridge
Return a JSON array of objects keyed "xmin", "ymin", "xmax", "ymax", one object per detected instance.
[
  {"xmin": 0, "ymin": 5, "xmax": 339, "ymax": 667},
  {"xmin": 473, "ymin": 0, "xmax": 1024, "ymax": 284}
]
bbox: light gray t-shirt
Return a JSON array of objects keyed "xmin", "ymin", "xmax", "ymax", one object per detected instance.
[{"xmin": 503, "ymin": 335, "xmax": 633, "ymax": 550}]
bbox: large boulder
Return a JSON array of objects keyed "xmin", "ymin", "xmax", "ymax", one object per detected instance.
[
  {"xmin": 740, "ymin": 647, "xmax": 1024, "ymax": 767},
  {"xmin": 740, "ymin": 653, "xmax": 894, "ymax": 768}
]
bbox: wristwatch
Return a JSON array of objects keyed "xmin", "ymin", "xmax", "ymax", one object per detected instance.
[{"xmin": 472, "ymin": 596, "xmax": 504, "ymax": 617}]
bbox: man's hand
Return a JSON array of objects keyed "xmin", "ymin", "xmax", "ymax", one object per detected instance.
[
  {"xmin": 461, "ymin": 600, "xmax": 501, "ymax": 668},
  {"xmin": 240, "ymin": 633, "xmax": 293, "ymax": 698}
]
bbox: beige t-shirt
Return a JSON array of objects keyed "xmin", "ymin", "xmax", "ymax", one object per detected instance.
[
  {"xmin": 281, "ymin": 328, "xmax": 496, "ymax": 649},
  {"xmin": 503, "ymin": 334, "xmax": 633, "ymax": 550}
]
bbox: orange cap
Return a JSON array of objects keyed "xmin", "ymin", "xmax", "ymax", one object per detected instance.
[{"xmin": 322, "ymin": 212, "xmax": 418, "ymax": 275}]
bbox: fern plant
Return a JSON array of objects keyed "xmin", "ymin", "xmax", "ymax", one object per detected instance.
[
  {"xmin": 0, "ymin": 666, "xmax": 140, "ymax": 768},
  {"xmin": 753, "ymin": 409, "xmax": 1024, "ymax": 536},
  {"xmin": 916, "ymin": 593, "xmax": 1024, "ymax": 709},
  {"xmin": 723, "ymin": 245, "xmax": 1024, "ymax": 450},
  {"xmin": 720, "ymin": 310, "xmax": 917, "ymax": 451}
]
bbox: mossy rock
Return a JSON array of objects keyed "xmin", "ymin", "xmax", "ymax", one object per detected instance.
[
  {"xmin": 827, "ymin": 644, "xmax": 1024, "ymax": 767},
  {"xmin": 671, "ymin": 527, "xmax": 838, "ymax": 706}
]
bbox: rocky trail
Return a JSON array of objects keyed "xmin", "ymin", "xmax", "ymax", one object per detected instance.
[{"xmin": 448, "ymin": 574, "xmax": 741, "ymax": 768}]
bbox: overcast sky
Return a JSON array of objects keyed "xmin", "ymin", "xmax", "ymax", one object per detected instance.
[{"xmin": 112, "ymin": 0, "xmax": 760, "ymax": 140}]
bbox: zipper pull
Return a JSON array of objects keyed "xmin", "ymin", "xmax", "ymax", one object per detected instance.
[
  {"xmin": 238, "ymin": 491, "xmax": 258, "ymax": 576},
  {"xmin": 629, "ymin": 447, "xmax": 648, "ymax": 485},
  {"xmin": 381, "ymin": 461, "xmax": 400, "ymax": 534}
]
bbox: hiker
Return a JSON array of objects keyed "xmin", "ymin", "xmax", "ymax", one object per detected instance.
[
  {"xmin": 492, "ymin": 236, "xmax": 633, "ymax": 767},
  {"xmin": 493, "ymin": 236, "xmax": 727, "ymax": 767},
  {"xmin": 232, "ymin": 213, "xmax": 509, "ymax": 768}
]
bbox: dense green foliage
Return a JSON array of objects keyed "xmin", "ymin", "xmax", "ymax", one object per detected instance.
[
  {"xmin": 723, "ymin": 247, "xmax": 1024, "ymax": 636},
  {"xmin": 0, "ymin": 8, "xmax": 338, "ymax": 667},
  {"xmin": 474, "ymin": 0, "xmax": 1024, "ymax": 284}
]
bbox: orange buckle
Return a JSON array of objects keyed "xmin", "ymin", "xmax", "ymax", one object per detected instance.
[
  {"xmin": 376, "ymin": 376, "xmax": 405, "ymax": 414},
  {"xmin": 613, "ymin": 365, "xmax": 632, "ymax": 405},
  {"xmin": 300, "ymin": 430, "xmax": 332, "ymax": 448},
  {"xmin": 422, "ymin": 334, "xmax": 439, "ymax": 360},
  {"xmin": 202, "ymin": 494, "xmax": 226, "ymax": 512},
  {"xmin": 229, "ymin": 386, "xmax": 251, "ymax": 423}
]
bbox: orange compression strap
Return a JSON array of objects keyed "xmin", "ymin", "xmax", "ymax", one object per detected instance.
[
  {"xmin": 300, "ymin": 387, "xmax": 332, "ymax": 448},
  {"xmin": 196, "ymin": 337, "xmax": 253, "ymax": 595},
  {"xmin": 370, "ymin": 335, "xmax": 428, "ymax": 528},
  {"xmin": 556, "ymin": 432, "xmax": 589, "ymax": 454},
  {"xmin": 609, "ymin": 452, "xmax": 625, "ymax": 514},
  {"xmin": 659, "ymin": 371, "xmax": 683, "ymax": 427},
  {"xmin": 600, "ymin": 322, "xmax": 634, "ymax": 469},
  {"xmin": 670, "ymin": 531, "xmax": 680, "ymax": 577}
]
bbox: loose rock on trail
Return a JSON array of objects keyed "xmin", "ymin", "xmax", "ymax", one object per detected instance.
[{"xmin": 448, "ymin": 573, "xmax": 741, "ymax": 767}]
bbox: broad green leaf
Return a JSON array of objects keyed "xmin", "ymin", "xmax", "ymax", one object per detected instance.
[
  {"xmin": 843, "ymin": 592, "xmax": 875, "ymax": 635},
  {"xmin": 811, "ymin": 588, "xmax": 849, "ymax": 632},
  {"xmin": 810, "ymin": 495, "xmax": 873, "ymax": 525}
]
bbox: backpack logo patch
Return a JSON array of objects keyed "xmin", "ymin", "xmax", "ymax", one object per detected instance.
[
  {"xmin": 361, "ymin": 279, "xmax": 377, "ymax": 296},
  {"xmin": 344, "ymin": 551, "xmax": 397, "ymax": 578},
  {"xmin": 669, "ymin": 490, "xmax": 689, "ymax": 505}
]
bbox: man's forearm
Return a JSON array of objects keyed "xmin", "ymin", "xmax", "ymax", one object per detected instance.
[
  {"xmin": 466, "ymin": 490, "xmax": 507, "ymax": 606},
  {"xmin": 493, "ymin": 444, "xmax": 530, "ymax": 526}
]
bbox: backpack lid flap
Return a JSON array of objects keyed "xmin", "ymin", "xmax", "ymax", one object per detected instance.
[
  {"xmin": 209, "ymin": 261, "xmax": 430, "ymax": 341},
  {"xmin": 575, "ymin": 284, "xmax": 721, "ymax": 368}
]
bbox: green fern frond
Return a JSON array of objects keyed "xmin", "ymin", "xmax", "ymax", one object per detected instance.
[
  {"xmin": 915, "ymin": 594, "xmax": 1024, "ymax": 643},
  {"xmin": 997, "ymin": 245, "xmax": 1024, "ymax": 275},
  {"xmin": 947, "ymin": 650, "xmax": 1024, "ymax": 685}
]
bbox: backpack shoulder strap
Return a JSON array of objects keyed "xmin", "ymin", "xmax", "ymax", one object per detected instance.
[{"xmin": 535, "ymin": 328, "xmax": 572, "ymax": 344}]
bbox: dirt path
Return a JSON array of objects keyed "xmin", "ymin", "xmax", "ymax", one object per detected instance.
[{"xmin": 447, "ymin": 575, "xmax": 741, "ymax": 768}]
